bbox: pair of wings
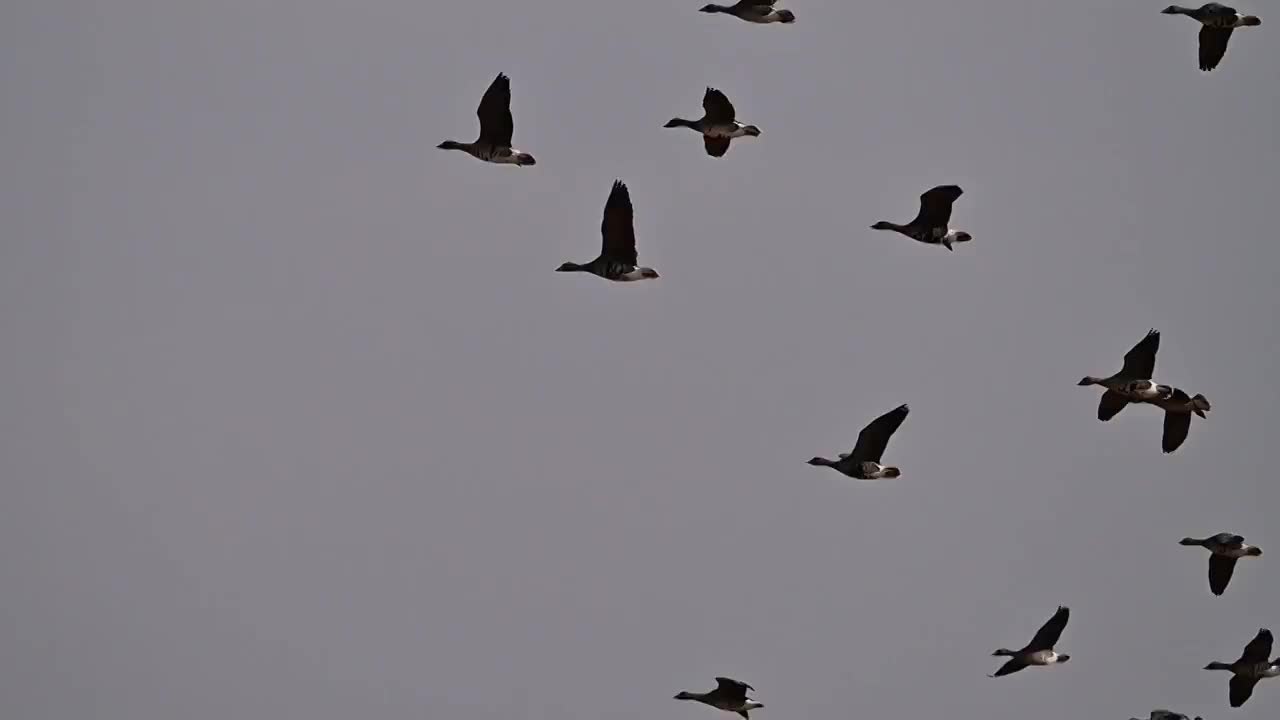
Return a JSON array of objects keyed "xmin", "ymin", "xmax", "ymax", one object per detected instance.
[
  {"xmin": 475, "ymin": 73, "xmax": 516, "ymax": 147},
  {"xmin": 906, "ymin": 185, "xmax": 964, "ymax": 230},
  {"xmin": 842, "ymin": 404, "xmax": 909, "ymax": 464},
  {"xmin": 1228, "ymin": 629, "xmax": 1274, "ymax": 707},
  {"xmin": 702, "ymin": 87, "xmax": 739, "ymax": 158}
]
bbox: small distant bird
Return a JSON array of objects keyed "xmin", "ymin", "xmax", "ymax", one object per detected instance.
[
  {"xmin": 556, "ymin": 181, "xmax": 659, "ymax": 282},
  {"xmin": 807, "ymin": 404, "xmax": 909, "ymax": 480},
  {"xmin": 990, "ymin": 606, "xmax": 1072, "ymax": 677},
  {"xmin": 664, "ymin": 88, "xmax": 761, "ymax": 158},
  {"xmin": 1204, "ymin": 628, "xmax": 1280, "ymax": 707},
  {"xmin": 1161, "ymin": 4, "xmax": 1261, "ymax": 71},
  {"xmin": 1180, "ymin": 533, "xmax": 1262, "ymax": 595},
  {"xmin": 674, "ymin": 677, "xmax": 764, "ymax": 719},
  {"xmin": 871, "ymin": 185, "xmax": 972, "ymax": 251},
  {"xmin": 438, "ymin": 73, "xmax": 536, "ymax": 166},
  {"xmin": 1078, "ymin": 329, "xmax": 1173, "ymax": 420},
  {"xmin": 1147, "ymin": 387, "xmax": 1211, "ymax": 453},
  {"xmin": 699, "ymin": 0, "xmax": 796, "ymax": 24},
  {"xmin": 1133, "ymin": 711, "xmax": 1201, "ymax": 720}
]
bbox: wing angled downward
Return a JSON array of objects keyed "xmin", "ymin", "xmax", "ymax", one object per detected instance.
[
  {"xmin": 1199, "ymin": 26, "xmax": 1233, "ymax": 71},
  {"xmin": 1208, "ymin": 554, "xmax": 1238, "ymax": 595},
  {"xmin": 1162, "ymin": 410, "xmax": 1191, "ymax": 453},
  {"xmin": 1098, "ymin": 390, "xmax": 1129, "ymax": 421}
]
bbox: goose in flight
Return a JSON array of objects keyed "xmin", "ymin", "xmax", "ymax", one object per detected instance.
[
  {"xmin": 664, "ymin": 88, "xmax": 761, "ymax": 158},
  {"xmin": 438, "ymin": 73, "xmax": 536, "ymax": 166},
  {"xmin": 1145, "ymin": 387, "xmax": 1210, "ymax": 453},
  {"xmin": 556, "ymin": 181, "xmax": 659, "ymax": 282},
  {"xmin": 1162, "ymin": 4, "xmax": 1261, "ymax": 71},
  {"xmin": 699, "ymin": 0, "xmax": 796, "ymax": 24},
  {"xmin": 807, "ymin": 404, "xmax": 909, "ymax": 480},
  {"xmin": 1180, "ymin": 533, "xmax": 1261, "ymax": 595},
  {"xmin": 674, "ymin": 677, "xmax": 764, "ymax": 719},
  {"xmin": 871, "ymin": 185, "xmax": 972, "ymax": 251},
  {"xmin": 1204, "ymin": 628, "xmax": 1280, "ymax": 707},
  {"xmin": 1078, "ymin": 329, "xmax": 1173, "ymax": 420},
  {"xmin": 990, "ymin": 606, "xmax": 1072, "ymax": 677}
]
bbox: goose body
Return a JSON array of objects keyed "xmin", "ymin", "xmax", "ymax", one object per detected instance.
[
  {"xmin": 1161, "ymin": 4, "xmax": 1261, "ymax": 71},
  {"xmin": 438, "ymin": 73, "xmax": 536, "ymax": 166},
  {"xmin": 808, "ymin": 404, "xmax": 909, "ymax": 480},
  {"xmin": 699, "ymin": 0, "xmax": 795, "ymax": 24},
  {"xmin": 675, "ymin": 677, "xmax": 764, "ymax": 719},
  {"xmin": 557, "ymin": 181, "xmax": 659, "ymax": 282},
  {"xmin": 1204, "ymin": 628, "xmax": 1280, "ymax": 707},
  {"xmin": 665, "ymin": 88, "xmax": 761, "ymax": 157},
  {"xmin": 1180, "ymin": 533, "xmax": 1261, "ymax": 595},
  {"xmin": 871, "ymin": 185, "xmax": 972, "ymax": 250},
  {"xmin": 990, "ymin": 606, "xmax": 1072, "ymax": 677}
]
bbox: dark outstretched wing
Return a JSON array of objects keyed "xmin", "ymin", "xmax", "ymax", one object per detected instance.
[
  {"xmin": 733, "ymin": 0, "xmax": 779, "ymax": 7},
  {"xmin": 704, "ymin": 136, "xmax": 731, "ymax": 157},
  {"xmin": 702, "ymin": 88, "xmax": 737, "ymax": 124},
  {"xmin": 1208, "ymin": 554, "xmax": 1238, "ymax": 596},
  {"xmin": 1236, "ymin": 628, "xmax": 1273, "ymax": 664},
  {"xmin": 1162, "ymin": 410, "xmax": 1191, "ymax": 454},
  {"xmin": 714, "ymin": 677, "xmax": 753, "ymax": 701},
  {"xmin": 910, "ymin": 185, "xmax": 963, "ymax": 228},
  {"xmin": 991, "ymin": 656, "xmax": 1029, "ymax": 677},
  {"xmin": 599, "ymin": 181, "xmax": 638, "ymax": 266},
  {"xmin": 1028, "ymin": 606, "xmax": 1070, "ymax": 651},
  {"xmin": 1120, "ymin": 329, "xmax": 1159, "ymax": 380},
  {"xmin": 1230, "ymin": 674, "xmax": 1260, "ymax": 708},
  {"xmin": 1199, "ymin": 27, "xmax": 1234, "ymax": 71},
  {"xmin": 476, "ymin": 73, "xmax": 515, "ymax": 147},
  {"xmin": 849, "ymin": 404, "xmax": 909, "ymax": 463},
  {"xmin": 1098, "ymin": 390, "xmax": 1129, "ymax": 421}
]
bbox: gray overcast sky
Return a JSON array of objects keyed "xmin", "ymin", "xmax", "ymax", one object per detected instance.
[{"xmin": 2, "ymin": 1, "xmax": 1279, "ymax": 719}]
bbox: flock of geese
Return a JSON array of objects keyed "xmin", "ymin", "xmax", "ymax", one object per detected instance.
[{"xmin": 436, "ymin": 1, "xmax": 1271, "ymax": 717}]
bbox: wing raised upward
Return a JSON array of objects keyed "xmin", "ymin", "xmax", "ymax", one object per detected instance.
[
  {"xmin": 1236, "ymin": 628, "xmax": 1273, "ymax": 665},
  {"xmin": 1119, "ymin": 329, "xmax": 1159, "ymax": 380},
  {"xmin": 600, "ymin": 181, "xmax": 638, "ymax": 266},
  {"xmin": 909, "ymin": 185, "xmax": 963, "ymax": 228},
  {"xmin": 1027, "ymin": 606, "xmax": 1070, "ymax": 651},
  {"xmin": 848, "ymin": 404, "xmax": 909, "ymax": 464},
  {"xmin": 714, "ymin": 677, "xmax": 753, "ymax": 701},
  {"xmin": 476, "ymin": 73, "xmax": 515, "ymax": 147},
  {"xmin": 703, "ymin": 88, "xmax": 738, "ymax": 124}
]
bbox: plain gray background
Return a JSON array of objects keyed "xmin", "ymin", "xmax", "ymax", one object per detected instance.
[{"xmin": 2, "ymin": 1, "xmax": 1278, "ymax": 719}]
